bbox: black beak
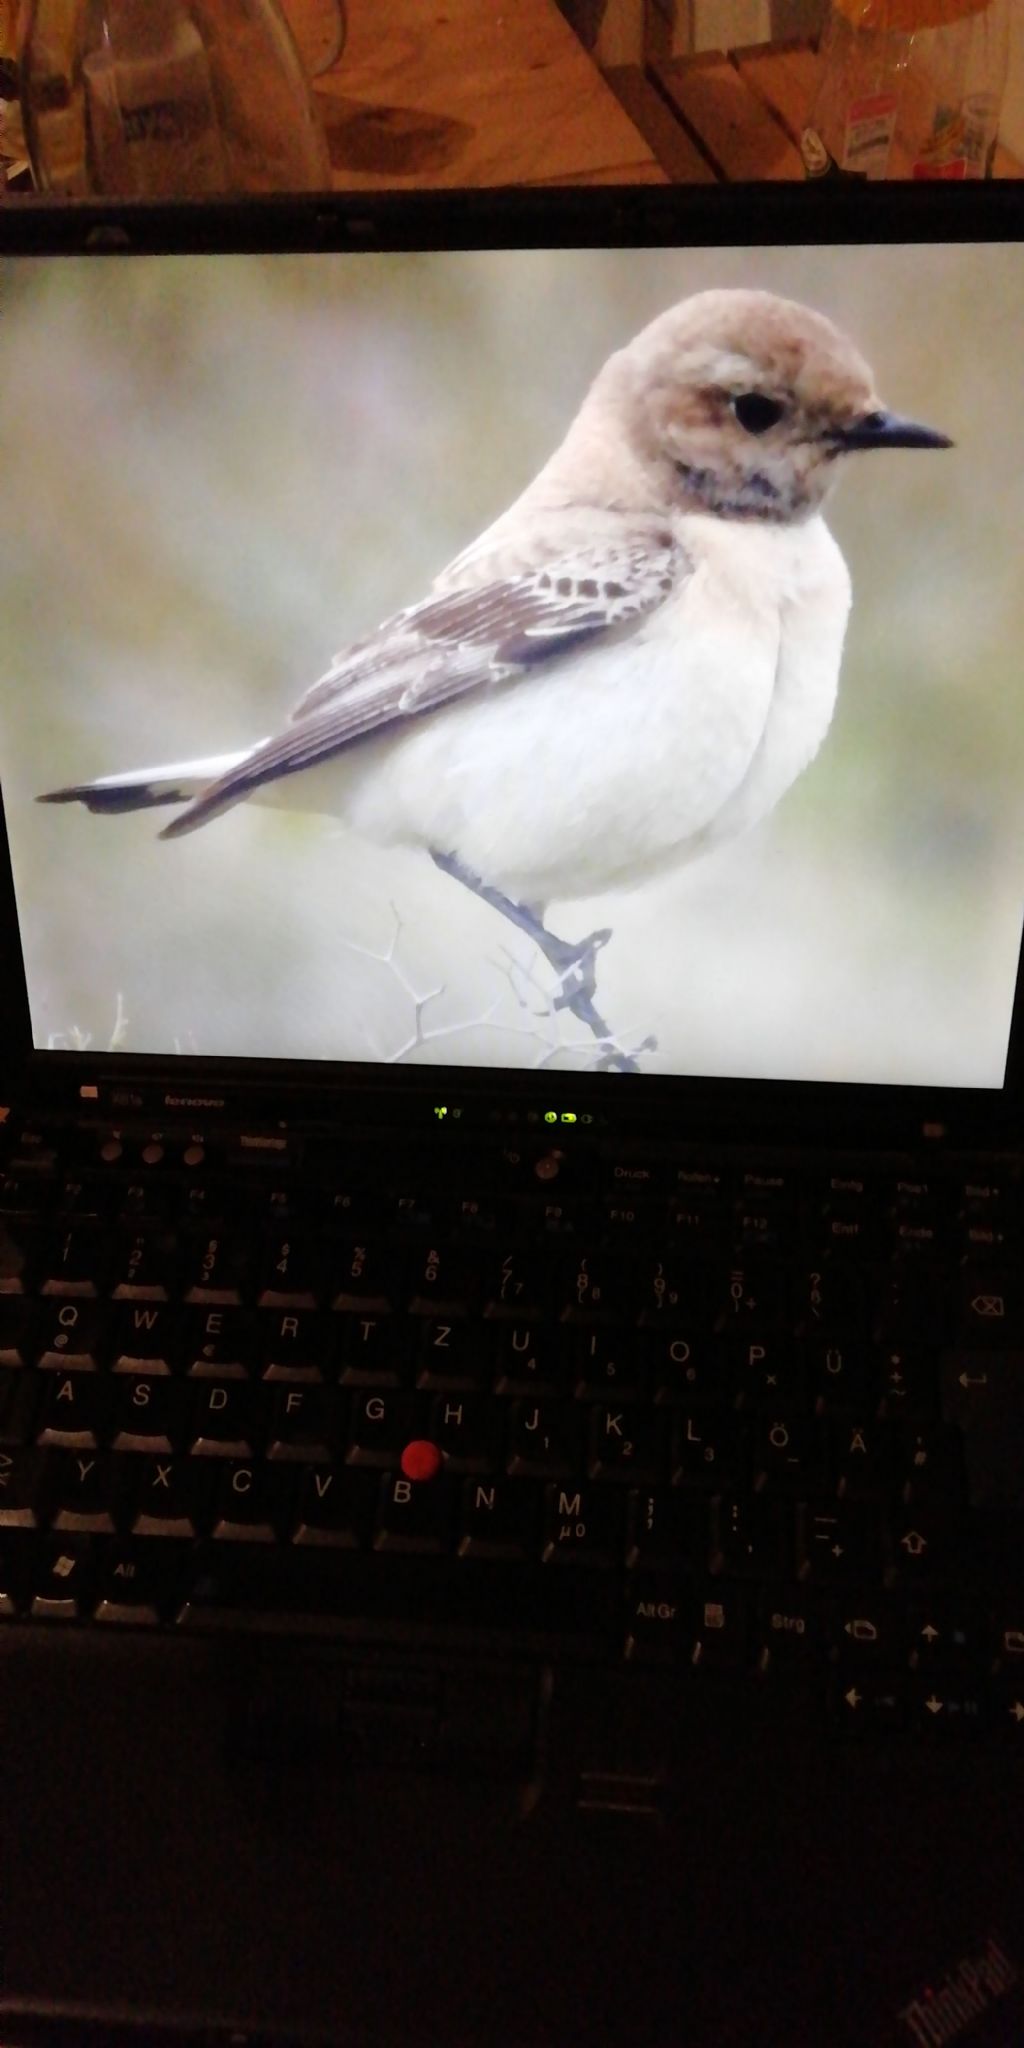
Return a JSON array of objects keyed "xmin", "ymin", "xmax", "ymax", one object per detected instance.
[{"xmin": 839, "ymin": 408, "xmax": 953, "ymax": 452}]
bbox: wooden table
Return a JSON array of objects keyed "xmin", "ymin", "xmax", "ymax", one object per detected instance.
[
  {"xmin": 606, "ymin": 39, "xmax": 1024, "ymax": 182},
  {"xmin": 312, "ymin": 0, "xmax": 666, "ymax": 189}
]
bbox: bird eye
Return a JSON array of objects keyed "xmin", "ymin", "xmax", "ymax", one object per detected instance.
[{"xmin": 731, "ymin": 392, "xmax": 784, "ymax": 436}]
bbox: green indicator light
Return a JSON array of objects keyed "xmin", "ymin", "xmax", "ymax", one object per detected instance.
[
  {"xmin": 433, "ymin": 1106, "xmax": 448, "ymax": 1120},
  {"xmin": 560, "ymin": 1112, "xmax": 577, "ymax": 1124},
  {"xmin": 544, "ymin": 1111, "xmax": 558, "ymax": 1124}
]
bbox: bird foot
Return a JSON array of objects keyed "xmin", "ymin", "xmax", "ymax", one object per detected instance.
[{"xmin": 533, "ymin": 926, "xmax": 613, "ymax": 1010}]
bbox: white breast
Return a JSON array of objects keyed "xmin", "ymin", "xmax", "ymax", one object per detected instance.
[{"xmin": 257, "ymin": 512, "xmax": 851, "ymax": 906}]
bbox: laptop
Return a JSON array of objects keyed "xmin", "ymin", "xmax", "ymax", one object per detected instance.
[{"xmin": 0, "ymin": 182, "xmax": 1023, "ymax": 2048}]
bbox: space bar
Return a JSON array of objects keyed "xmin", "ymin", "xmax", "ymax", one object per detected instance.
[{"xmin": 177, "ymin": 1546, "xmax": 616, "ymax": 1649}]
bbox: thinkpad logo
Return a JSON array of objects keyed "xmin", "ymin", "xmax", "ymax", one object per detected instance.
[{"xmin": 899, "ymin": 1936, "xmax": 1018, "ymax": 2046}]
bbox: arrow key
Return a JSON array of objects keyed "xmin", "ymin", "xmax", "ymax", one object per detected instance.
[
  {"xmin": 830, "ymin": 1674, "xmax": 908, "ymax": 1735},
  {"xmin": 910, "ymin": 1679, "xmax": 987, "ymax": 1738},
  {"xmin": 885, "ymin": 1505, "xmax": 960, "ymax": 1586},
  {"xmin": 907, "ymin": 1598, "xmax": 983, "ymax": 1675}
]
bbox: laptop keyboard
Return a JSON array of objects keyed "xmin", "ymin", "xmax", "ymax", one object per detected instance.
[{"xmin": 2, "ymin": 1120, "xmax": 1023, "ymax": 1742}]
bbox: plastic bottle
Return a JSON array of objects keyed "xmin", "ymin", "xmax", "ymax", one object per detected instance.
[
  {"xmin": 19, "ymin": 0, "xmax": 331, "ymax": 195},
  {"xmin": 802, "ymin": 0, "xmax": 1010, "ymax": 182},
  {"xmin": 899, "ymin": 0, "xmax": 1010, "ymax": 178}
]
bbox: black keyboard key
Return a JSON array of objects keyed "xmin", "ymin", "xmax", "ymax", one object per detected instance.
[
  {"xmin": 407, "ymin": 1244, "xmax": 477, "ymax": 1317},
  {"xmin": 885, "ymin": 1505, "xmax": 960, "ymax": 1587},
  {"xmin": 798, "ymin": 1261, "xmax": 867, "ymax": 1336},
  {"xmin": 748, "ymin": 1414, "xmax": 822, "ymax": 1497},
  {"xmin": 40, "ymin": 1224, "xmax": 104, "ymax": 1298},
  {"xmin": 44, "ymin": 1448, "xmax": 120, "ymax": 1533},
  {"xmin": 873, "ymin": 1262, "xmax": 946, "ymax": 1346},
  {"xmin": 830, "ymin": 1595, "xmax": 906, "ymax": 1669},
  {"xmin": 956, "ymin": 1272, "xmax": 1022, "ymax": 1343},
  {"xmin": 0, "ymin": 1368, "xmax": 38, "ymax": 1448},
  {"xmin": 689, "ymin": 1582, "xmax": 749, "ymax": 1671},
  {"xmin": 427, "ymin": 1393, "xmax": 498, "ymax": 1473},
  {"xmin": 730, "ymin": 1336, "xmax": 804, "ymax": 1410},
  {"xmin": 328, "ymin": 1240, "xmax": 395, "ymax": 1314},
  {"xmin": 482, "ymin": 1247, "xmax": 550, "ymax": 1318},
  {"xmin": 805, "ymin": 1338, "xmax": 868, "ymax": 1414},
  {"xmin": 374, "ymin": 1469, "xmax": 456, "ymax": 1554},
  {"xmin": 586, "ymin": 1405, "xmax": 663, "ymax": 1484},
  {"xmin": 188, "ymin": 1380, "xmax": 261, "ymax": 1459},
  {"xmin": 183, "ymin": 1307, "xmax": 255, "ymax": 1379},
  {"xmin": 212, "ymin": 1461, "xmax": 294, "ymax": 1543},
  {"xmin": 0, "ymin": 1446, "xmax": 47, "ymax": 1527},
  {"xmin": 572, "ymin": 1328, "xmax": 645, "ymax": 1401},
  {"xmin": 457, "ymin": 1477, "xmax": 538, "ymax": 1560},
  {"xmin": 755, "ymin": 1586, "xmax": 830, "ymax": 1675},
  {"xmin": 34, "ymin": 1300, "xmax": 106, "ymax": 1371},
  {"xmin": 36, "ymin": 1373, "xmax": 111, "ymax": 1450},
  {"xmin": 831, "ymin": 1674, "xmax": 908, "ymax": 1735},
  {"xmin": 267, "ymin": 1384, "xmax": 338, "ymax": 1462},
  {"xmin": 0, "ymin": 1299, "xmax": 33, "ymax": 1366},
  {"xmin": 709, "ymin": 1495, "xmax": 788, "ymax": 1580},
  {"xmin": 625, "ymin": 1488, "xmax": 704, "ymax": 1571},
  {"xmin": 181, "ymin": 1229, "xmax": 252, "ymax": 1306},
  {"xmin": 109, "ymin": 1228, "xmax": 175, "ymax": 1301},
  {"xmin": 648, "ymin": 1330, "xmax": 726, "ymax": 1407},
  {"xmin": 633, "ymin": 1257, "xmax": 706, "ymax": 1327},
  {"xmin": 28, "ymin": 1533, "xmax": 95, "ymax": 1619},
  {"xmin": 337, "ymin": 1314, "xmax": 407, "ymax": 1387},
  {"xmin": 541, "ymin": 1482, "xmax": 621, "ymax": 1566},
  {"xmin": 110, "ymin": 1375, "xmax": 187, "ymax": 1454},
  {"xmin": 623, "ymin": 1574, "xmax": 689, "ymax": 1664},
  {"xmin": 259, "ymin": 1308, "xmax": 329, "ymax": 1383},
  {"xmin": 940, "ymin": 1349, "xmax": 1024, "ymax": 1508},
  {"xmin": 93, "ymin": 1539, "xmax": 188, "ymax": 1624},
  {"xmin": 796, "ymin": 1500, "xmax": 880, "ymax": 1586},
  {"xmin": 257, "ymin": 1229, "xmax": 322, "ymax": 1309},
  {"xmin": 506, "ymin": 1401, "xmax": 577, "ymax": 1478},
  {"xmin": 0, "ymin": 1216, "xmax": 39, "ymax": 1296},
  {"xmin": 345, "ymin": 1390, "xmax": 417, "ymax": 1468},
  {"xmin": 112, "ymin": 1302, "xmax": 179, "ymax": 1374},
  {"xmin": 828, "ymin": 1416, "xmax": 894, "ymax": 1500},
  {"xmin": 558, "ymin": 1250, "xmax": 623, "ymax": 1322},
  {"xmin": 715, "ymin": 1261, "xmax": 784, "ymax": 1331},
  {"xmin": 895, "ymin": 1421, "xmax": 965, "ymax": 1505},
  {"xmin": 907, "ymin": 1597, "xmax": 984, "ymax": 1676},
  {"xmin": 670, "ymin": 1410, "xmax": 742, "ymax": 1491},
  {"xmin": 177, "ymin": 1546, "xmax": 614, "ymax": 1645},
  {"xmin": 292, "ymin": 1465, "xmax": 377, "ymax": 1547},
  {"xmin": 876, "ymin": 1347, "xmax": 937, "ymax": 1418},
  {"xmin": 415, "ymin": 1319, "xmax": 481, "ymax": 1392},
  {"xmin": 492, "ymin": 1323, "xmax": 564, "ymax": 1397},
  {"xmin": 130, "ymin": 1455, "xmax": 211, "ymax": 1538}
]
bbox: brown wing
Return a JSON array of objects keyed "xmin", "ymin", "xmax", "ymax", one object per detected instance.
[{"xmin": 160, "ymin": 532, "xmax": 686, "ymax": 839}]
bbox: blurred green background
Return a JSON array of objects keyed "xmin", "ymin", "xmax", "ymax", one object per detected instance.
[{"xmin": 0, "ymin": 241, "xmax": 1022, "ymax": 1086}]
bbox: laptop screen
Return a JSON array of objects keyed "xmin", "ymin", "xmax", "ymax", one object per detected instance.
[{"xmin": 1, "ymin": 233, "xmax": 1022, "ymax": 1092}]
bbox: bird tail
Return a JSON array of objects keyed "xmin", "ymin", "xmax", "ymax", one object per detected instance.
[{"xmin": 36, "ymin": 748, "xmax": 261, "ymax": 826}]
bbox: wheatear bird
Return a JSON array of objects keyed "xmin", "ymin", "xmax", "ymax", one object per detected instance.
[{"xmin": 41, "ymin": 289, "xmax": 950, "ymax": 1064}]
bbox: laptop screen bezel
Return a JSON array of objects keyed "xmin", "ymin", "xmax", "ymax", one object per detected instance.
[{"xmin": 1, "ymin": 184, "xmax": 1022, "ymax": 1150}]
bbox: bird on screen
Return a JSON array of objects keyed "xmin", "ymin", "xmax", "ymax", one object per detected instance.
[{"xmin": 40, "ymin": 289, "xmax": 951, "ymax": 1064}]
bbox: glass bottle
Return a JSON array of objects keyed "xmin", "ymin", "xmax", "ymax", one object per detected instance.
[{"xmin": 19, "ymin": 0, "xmax": 331, "ymax": 195}]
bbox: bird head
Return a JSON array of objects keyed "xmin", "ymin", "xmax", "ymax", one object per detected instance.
[{"xmin": 579, "ymin": 288, "xmax": 952, "ymax": 524}]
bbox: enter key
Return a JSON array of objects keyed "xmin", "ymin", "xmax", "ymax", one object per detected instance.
[{"xmin": 940, "ymin": 1350, "xmax": 1024, "ymax": 1507}]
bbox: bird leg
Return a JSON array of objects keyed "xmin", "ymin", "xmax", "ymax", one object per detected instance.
[{"xmin": 431, "ymin": 849, "xmax": 639, "ymax": 1074}]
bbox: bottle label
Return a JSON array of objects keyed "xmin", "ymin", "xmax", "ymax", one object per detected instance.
[
  {"xmin": 912, "ymin": 93, "xmax": 999, "ymax": 180},
  {"xmin": 841, "ymin": 91, "xmax": 899, "ymax": 178}
]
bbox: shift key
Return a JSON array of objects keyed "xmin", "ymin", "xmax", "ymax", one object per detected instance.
[{"xmin": 941, "ymin": 1351, "xmax": 1024, "ymax": 1506}]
